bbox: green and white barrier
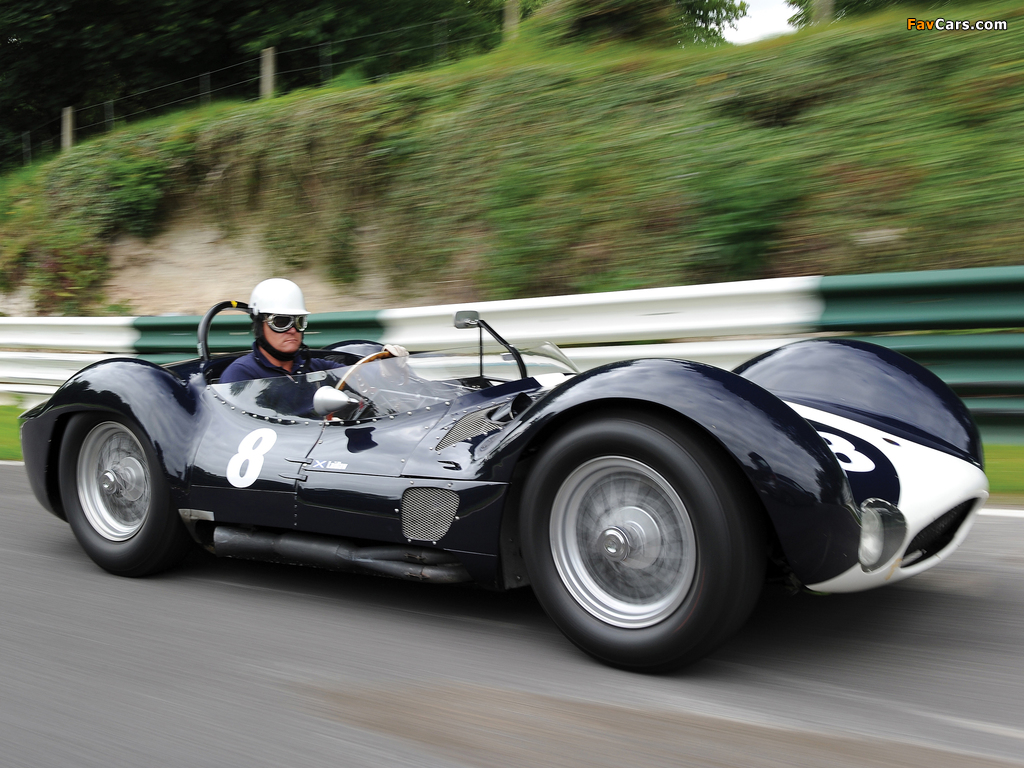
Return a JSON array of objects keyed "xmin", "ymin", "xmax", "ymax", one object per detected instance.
[{"xmin": 2, "ymin": 265, "xmax": 1023, "ymax": 441}]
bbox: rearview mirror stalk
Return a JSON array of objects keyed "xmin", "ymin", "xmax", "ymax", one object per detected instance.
[{"xmin": 452, "ymin": 311, "xmax": 528, "ymax": 379}]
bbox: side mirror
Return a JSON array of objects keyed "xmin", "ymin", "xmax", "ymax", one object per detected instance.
[
  {"xmin": 453, "ymin": 310, "xmax": 480, "ymax": 330},
  {"xmin": 313, "ymin": 386, "xmax": 359, "ymax": 418}
]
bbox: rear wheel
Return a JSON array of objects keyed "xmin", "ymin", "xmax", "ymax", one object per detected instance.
[
  {"xmin": 521, "ymin": 411, "xmax": 764, "ymax": 671},
  {"xmin": 59, "ymin": 413, "xmax": 192, "ymax": 576}
]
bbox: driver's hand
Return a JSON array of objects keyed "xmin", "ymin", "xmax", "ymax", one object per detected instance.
[{"xmin": 383, "ymin": 344, "xmax": 409, "ymax": 358}]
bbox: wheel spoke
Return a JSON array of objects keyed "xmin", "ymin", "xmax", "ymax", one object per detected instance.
[
  {"xmin": 76, "ymin": 422, "xmax": 151, "ymax": 541},
  {"xmin": 550, "ymin": 456, "xmax": 697, "ymax": 629}
]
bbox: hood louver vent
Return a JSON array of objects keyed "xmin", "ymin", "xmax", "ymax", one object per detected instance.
[{"xmin": 436, "ymin": 410, "xmax": 502, "ymax": 451}]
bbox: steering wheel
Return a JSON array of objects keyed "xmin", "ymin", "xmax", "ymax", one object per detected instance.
[
  {"xmin": 336, "ymin": 349, "xmax": 393, "ymax": 392},
  {"xmin": 323, "ymin": 349, "xmax": 394, "ymax": 421}
]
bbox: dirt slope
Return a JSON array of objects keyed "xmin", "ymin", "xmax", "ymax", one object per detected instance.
[{"xmin": 102, "ymin": 213, "xmax": 459, "ymax": 317}]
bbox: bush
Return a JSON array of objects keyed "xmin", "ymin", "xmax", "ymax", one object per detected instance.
[
  {"xmin": 1, "ymin": 0, "xmax": 1023, "ymax": 313},
  {"xmin": 534, "ymin": 0, "xmax": 678, "ymax": 44},
  {"xmin": 0, "ymin": 129, "xmax": 192, "ymax": 312}
]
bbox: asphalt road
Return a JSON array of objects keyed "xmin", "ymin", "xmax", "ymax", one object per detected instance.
[{"xmin": 2, "ymin": 463, "xmax": 1023, "ymax": 768}]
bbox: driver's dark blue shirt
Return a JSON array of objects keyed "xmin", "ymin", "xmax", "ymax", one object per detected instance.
[{"xmin": 220, "ymin": 343, "xmax": 343, "ymax": 384}]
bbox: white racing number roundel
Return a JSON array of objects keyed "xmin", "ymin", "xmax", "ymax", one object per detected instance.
[
  {"xmin": 816, "ymin": 431, "xmax": 875, "ymax": 473},
  {"xmin": 226, "ymin": 428, "xmax": 278, "ymax": 488},
  {"xmin": 811, "ymin": 423, "xmax": 901, "ymax": 506}
]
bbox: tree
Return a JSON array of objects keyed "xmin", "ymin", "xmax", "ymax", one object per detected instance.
[
  {"xmin": 676, "ymin": 0, "xmax": 749, "ymax": 45},
  {"xmin": 0, "ymin": 0, "xmax": 504, "ymax": 169},
  {"xmin": 786, "ymin": 0, "xmax": 904, "ymax": 27},
  {"xmin": 534, "ymin": 0, "xmax": 747, "ymax": 45},
  {"xmin": 0, "ymin": 0, "xmax": 747, "ymax": 169}
]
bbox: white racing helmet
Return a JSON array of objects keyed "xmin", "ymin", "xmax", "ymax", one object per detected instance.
[{"xmin": 248, "ymin": 278, "xmax": 309, "ymax": 317}]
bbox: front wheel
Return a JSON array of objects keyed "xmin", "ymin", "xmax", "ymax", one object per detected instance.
[
  {"xmin": 59, "ymin": 413, "xmax": 192, "ymax": 577},
  {"xmin": 521, "ymin": 411, "xmax": 765, "ymax": 671}
]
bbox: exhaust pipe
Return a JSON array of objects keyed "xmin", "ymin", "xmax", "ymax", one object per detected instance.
[{"xmin": 212, "ymin": 527, "xmax": 472, "ymax": 584}]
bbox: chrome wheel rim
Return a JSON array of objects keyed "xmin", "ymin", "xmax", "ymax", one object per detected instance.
[
  {"xmin": 77, "ymin": 422, "xmax": 151, "ymax": 541},
  {"xmin": 550, "ymin": 456, "xmax": 697, "ymax": 628}
]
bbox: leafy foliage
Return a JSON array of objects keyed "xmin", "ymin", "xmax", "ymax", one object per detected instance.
[
  {"xmin": 0, "ymin": 0, "xmax": 507, "ymax": 169},
  {"xmin": 0, "ymin": 127, "xmax": 193, "ymax": 311},
  {"xmin": 785, "ymin": 0, "xmax": 990, "ymax": 27},
  {"xmin": 676, "ymin": 0, "xmax": 749, "ymax": 44},
  {"xmin": 28, "ymin": 227, "xmax": 109, "ymax": 316},
  {"xmin": 534, "ymin": 0, "xmax": 747, "ymax": 44}
]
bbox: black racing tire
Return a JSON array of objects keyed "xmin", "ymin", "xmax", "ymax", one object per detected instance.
[
  {"xmin": 520, "ymin": 410, "xmax": 765, "ymax": 672},
  {"xmin": 58, "ymin": 413, "xmax": 193, "ymax": 577}
]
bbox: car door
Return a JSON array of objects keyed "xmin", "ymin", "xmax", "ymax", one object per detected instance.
[
  {"xmin": 188, "ymin": 375, "xmax": 325, "ymax": 528},
  {"xmin": 293, "ymin": 355, "xmax": 473, "ymax": 542}
]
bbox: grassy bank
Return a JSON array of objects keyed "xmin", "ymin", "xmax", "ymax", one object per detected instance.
[
  {"xmin": 0, "ymin": 406, "xmax": 24, "ymax": 460},
  {"xmin": 1, "ymin": 1, "xmax": 1023, "ymax": 314},
  {"xmin": 984, "ymin": 444, "xmax": 1024, "ymax": 496}
]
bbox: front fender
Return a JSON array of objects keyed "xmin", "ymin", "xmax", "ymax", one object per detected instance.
[
  {"xmin": 20, "ymin": 358, "xmax": 203, "ymax": 519},
  {"xmin": 482, "ymin": 359, "xmax": 859, "ymax": 586}
]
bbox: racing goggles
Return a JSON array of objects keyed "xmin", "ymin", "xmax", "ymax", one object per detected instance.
[{"xmin": 265, "ymin": 314, "xmax": 308, "ymax": 333}]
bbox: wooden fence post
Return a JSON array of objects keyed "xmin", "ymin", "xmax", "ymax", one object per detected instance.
[
  {"xmin": 22, "ymin": 133, "xmax": 31, "ymax": 166},
  {"xmin": 260, "ymin": 47, "xmax": 276, "ymax": 99},
  {"xmin": 61, "ymin": 107, "xmax": 75, "ymax": 151},
  {"xmin": 435, "ymin": 20, "xmax": 449, "ymax": 61},
  {"xmin": 320, "ymin": 42, "xmax": 332, "ymax": 84},
  {"xmin": 813, "ymin": 0, "xmax": 834, "ymax": 24},
  {"xmin": 504, "ymin": 0, "xmax": 520, "ymax": 42}
]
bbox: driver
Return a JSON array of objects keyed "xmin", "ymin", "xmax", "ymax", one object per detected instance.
[{"xmin": 220, "ymin": 278, "xmax": 406, "ymax": 384}]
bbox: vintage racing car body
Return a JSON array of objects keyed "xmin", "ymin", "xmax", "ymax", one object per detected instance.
[{"xmin": 19, "ymin": 306, "xmax": 988, "ymax": 670}]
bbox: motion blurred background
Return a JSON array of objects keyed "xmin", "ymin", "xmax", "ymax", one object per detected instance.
[
  {"xmin": 2, "ymin": 0, "xmax": 1021, "ymax": 315},
  {"xmin": 2, "ymin": 5, "xmax": 1024, "ymax": 766}
]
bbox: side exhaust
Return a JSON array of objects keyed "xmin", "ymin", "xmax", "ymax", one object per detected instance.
[{"xmin": 212, "ymin": 527, "xmax": 472, "ymax": 584}]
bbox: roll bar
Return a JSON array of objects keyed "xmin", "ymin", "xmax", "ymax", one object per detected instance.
[{"xmin": 198, "ymin": 300, "xmax": 250, "ymax": 361}]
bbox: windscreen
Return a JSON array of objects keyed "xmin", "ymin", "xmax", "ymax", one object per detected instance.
[
  {"xmin": 403, "ymin": 341, "xmax": 579, "ymax": 381},
  {"xmin": 212, "ymin": 342, "xmax": 577, "ymax": 420}
]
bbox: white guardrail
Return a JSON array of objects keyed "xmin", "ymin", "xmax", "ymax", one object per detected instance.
[{"xmin": 0, "ymin": 276, "xmax": 824, "ymax": 407}]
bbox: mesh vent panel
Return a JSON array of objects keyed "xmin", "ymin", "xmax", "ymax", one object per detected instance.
[
  {"xmin": 436, "ymin": 410, "xmax": 500, "ymax": 451},
  {"xmin": 402, "ymin": 488, "xmax": 459, "ymax": 541}
]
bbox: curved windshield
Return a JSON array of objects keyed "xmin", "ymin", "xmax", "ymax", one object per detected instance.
[
  {"xmin": 403, "ymin": 341, "xmax": 579, "ymax": 382},
  {"xmin": 345, "ymin": 342, "xmax": 577, "ymax": 416},
  {"xmin": 341, "ymin": 359, "xmax": 473, "ymax": 416},
  {"xmin": 211, "ymin": 342, "xmax": 578, "ymax": 421}
]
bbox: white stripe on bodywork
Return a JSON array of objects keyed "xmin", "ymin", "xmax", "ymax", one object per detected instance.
[{"xmin": 788, "ymin": 402, "xmax": 989, "ymax": 593}]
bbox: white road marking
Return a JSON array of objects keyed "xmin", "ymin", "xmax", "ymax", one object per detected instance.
[
  {"xmin": 918, "ymin": 711, "xmax": 1024, "ymax": 742},
  {"xmin": 714, "ymin": 660, "xmax": 1024, "ymax": 754},
  {"xmin": 980, "ymin": 508, "xmax": 1024, "ymax": 518}
]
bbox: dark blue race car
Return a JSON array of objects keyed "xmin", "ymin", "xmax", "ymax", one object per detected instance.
[{"xmin": 19, "ymin": 305, "xmax": 989, "ymax": 671}]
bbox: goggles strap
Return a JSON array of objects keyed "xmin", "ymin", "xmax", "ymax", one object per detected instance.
[{"xmin": 257, "ymin": 335, "xmax": 300, "ymax": 362}]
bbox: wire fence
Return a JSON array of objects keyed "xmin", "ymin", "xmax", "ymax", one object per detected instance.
[{"xmin": 2, "ymin": 15, "xmax": 501, "ymax": 170}]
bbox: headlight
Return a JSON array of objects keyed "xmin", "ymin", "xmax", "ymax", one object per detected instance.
[
  {"xmin": 858, "ymin": 505, "xmax": 884, "ymax": 566},
  {"xmin": 858, "ymin": 498, "xmax": 907, "ymax": 571}
]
